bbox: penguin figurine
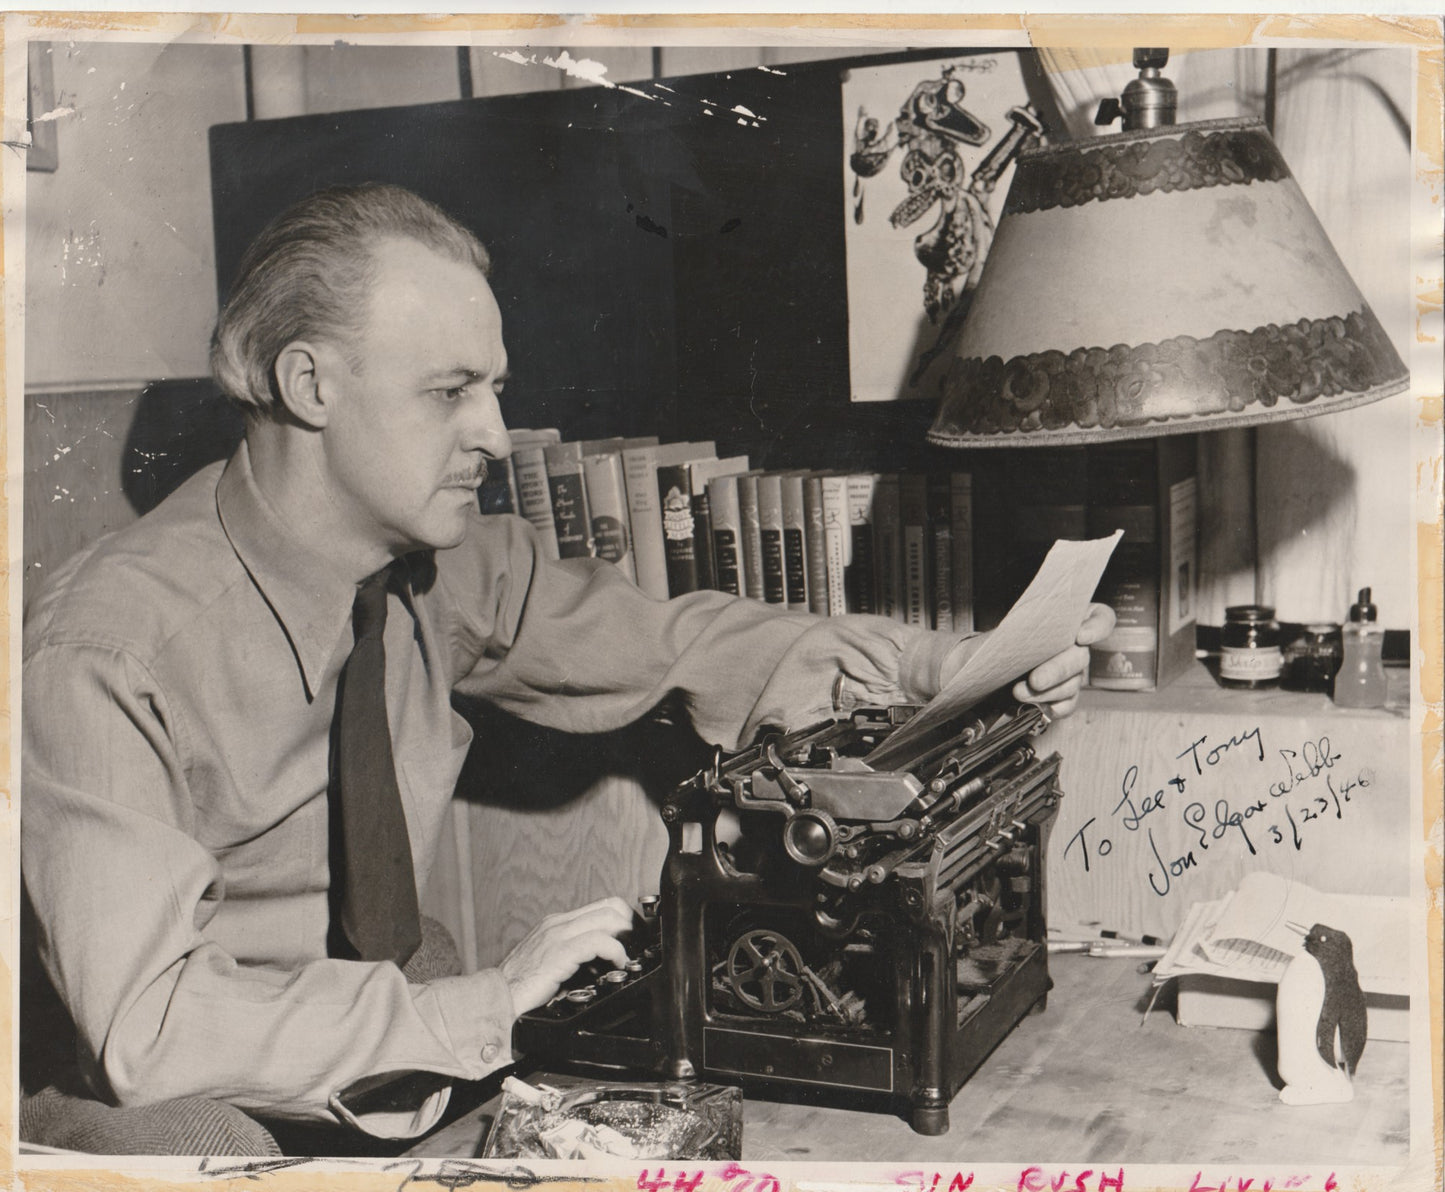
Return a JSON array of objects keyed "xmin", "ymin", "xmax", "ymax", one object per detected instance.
[{"xmin": 1275, "ymin": 921, "xmax": 1368, "ymax": 1105}]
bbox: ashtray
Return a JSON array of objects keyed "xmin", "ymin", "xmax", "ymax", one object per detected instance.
[{"xmin": 482, "ymin": 1078, "xmax": 742, "ymax": 1161}]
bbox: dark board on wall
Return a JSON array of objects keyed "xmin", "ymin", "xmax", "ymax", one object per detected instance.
[{"xmin": 209, "ymin": 48, "xmax": 1067, "ymax": 625}]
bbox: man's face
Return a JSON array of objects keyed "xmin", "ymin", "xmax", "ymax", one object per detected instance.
[{"xmin": 317, "ymin": 236, "xmax": 512, "ymax": 557}]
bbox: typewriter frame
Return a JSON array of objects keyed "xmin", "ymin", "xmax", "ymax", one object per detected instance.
[{"xmin": 513, "ymin": 698, "xmax": 1063, "ymax": 1135}]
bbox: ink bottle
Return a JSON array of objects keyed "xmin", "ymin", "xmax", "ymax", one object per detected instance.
[
  {"xmin": 1282, "ymin": 623, "xmax": 1343, "ymax": 694},
  {"xmin": 1219, "ymin": 605, "xmax": 1283, "ymax": 689},
  {"xmin": 1334, "ymin": 587, "xmax": 1388, "ymax": 709}
]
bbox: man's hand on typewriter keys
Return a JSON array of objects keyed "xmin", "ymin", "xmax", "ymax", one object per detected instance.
[
  {"xmin": 1009, "ymin": 601, "xmax": 1116, "ymax": 718},
  {"xmin": 498, "ymin": 896, "xmax": 632, "ymax": 1015}
]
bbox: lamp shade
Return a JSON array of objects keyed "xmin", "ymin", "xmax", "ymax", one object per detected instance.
[{"xmin": 928, "ymin": 118, "xmax": 1408, "ymax": 447}]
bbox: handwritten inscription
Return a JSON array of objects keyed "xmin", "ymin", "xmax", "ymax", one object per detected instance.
[
  {"xmin": 1018, "ymin": 1168, "xmax": 1124, "ymax": 1192},
  {"xmin": 1062, "ymin": 725, "xmax": 1375, "ymax": 896},
  {"xmin": 640, "ymin": 1166, "xmax": 779, "ymax": 1192},
  {"xmin": 895, "ymin": 1171, "xmax": 1338, "ymax": 1192},
  {"xmin": 192, "ymin": 1157, "xmax": 1341, "ymax": 1192}
]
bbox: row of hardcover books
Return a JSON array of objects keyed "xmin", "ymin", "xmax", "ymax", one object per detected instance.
[{"xmin": 480, "ymin": 429, "xmax": 975, "ymax": 633}]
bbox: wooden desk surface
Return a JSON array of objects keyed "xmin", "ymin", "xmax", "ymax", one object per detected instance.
[{"xmin": 408, "ymin": 954, "xmax": 1410, "ymax": 1165}]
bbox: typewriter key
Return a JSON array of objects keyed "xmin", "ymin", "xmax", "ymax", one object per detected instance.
[
  {"xmin": 624, "ymin": 959, "xmax": 644, "ymax": 973},
  {"xmin": 565, "ymin": 987, "xmax": 598, "ymax": 1003},
  {"xmin": 600, "ymin": 969, "xmax": 628, "ymax": 986}
]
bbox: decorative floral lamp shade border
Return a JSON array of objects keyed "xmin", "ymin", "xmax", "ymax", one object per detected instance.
[{"xmin": 927, "ymin": 118, "xmax": 1409, "ymax": 447}]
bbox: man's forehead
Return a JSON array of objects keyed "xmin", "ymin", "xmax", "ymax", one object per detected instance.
[
  {"xmin": 365, "ymin": 235, "xmax": 494, "ymax": 300},
  {"xmin": 358, "ymin": 236, "xmax": 503, "ymax": 340}
]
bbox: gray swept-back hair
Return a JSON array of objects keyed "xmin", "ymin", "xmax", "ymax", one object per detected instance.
[{"xmin": 210, "ymin": 183, "xmax": 491, "ymax": 416}]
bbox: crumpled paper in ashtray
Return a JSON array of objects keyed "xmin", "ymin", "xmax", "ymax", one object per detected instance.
[{"xmin": 483, "ymin": 1077, "xmax": 743, "ymax": 1160}]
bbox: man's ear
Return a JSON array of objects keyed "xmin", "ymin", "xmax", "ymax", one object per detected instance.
[{"xmin": 273, "ymin": 341, "xmax": 333, "ymax": 429}]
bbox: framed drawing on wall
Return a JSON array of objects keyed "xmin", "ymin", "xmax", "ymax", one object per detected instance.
[{"xmin": 843, "ymin": 51, "xmax": 1041, "ymax": 404}]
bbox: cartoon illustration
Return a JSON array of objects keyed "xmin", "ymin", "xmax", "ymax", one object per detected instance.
[{"xmin": 849, "ymin": 64, "xmax": 1043, "ymax": 387}]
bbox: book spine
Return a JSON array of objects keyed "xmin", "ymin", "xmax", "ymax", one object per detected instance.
[
  {"xmin": 477, "ymin": 455, "xmax": 517, "ymax": 516},
  {"xmin": 802, "ymin": 474, "xmax": 829, "ymax": 616},
  {"xmin": 756, "ymin": 474, "xmax": 787, "ymax": 605},
  {"xmin": 1088, "ymin": 443, "xmax": 1160, "ymax": 690},
  {"xmin": 821, "ymin": 474, "xmax": 850, "ymax": 617},
  {"xmin": 708, "ymin": 473, "xmax": 742, "ymax": 596},
  {"xmin": 623, "ymin": 447, "xmax": 669, "ymax": 599},
  {"xmin": 512, "ymin": 446, "xmax": 561, "ymax": 560},
  {"xmin": 949, "ymin": 473, "xmax": 974, "ymax": 634},
  {"xmin": 927, "ymin": 474, "xmax": 954, "ymax": 632},
  {"xmin": 873, "ymin": 473, "xmax": 903, "ymax": 622},
  {"xmin": 1001, "ymin": 448, "xmax": 1087, "ymax": 618},
  {"xmin": 844, "ymin": 474, "xmax": 877, "ymax": 615},
  {"xmin": 657, "ymin": 463, "xmax": 701, "ymax": 596},
  {"xmin": 689, "ymin": 464, "xmax": 719, "ymax": 593},
  {"xmin": 899, "ymin": 472, "xmax": 929, "ymax": 627},
  {"xmin": 780, "ymin": 473, "xmax": 809, "ymax": 612},
  {"xmin": 582, "ymin": 451, "xmax": 635, "ymax": 581},
  {"xmin": 737, "ymin": 474, "xmax": 765, "ymax": 601},
  {"xmin": 545, "ymin": 442, "xmax": 593, "ymax": 559}
]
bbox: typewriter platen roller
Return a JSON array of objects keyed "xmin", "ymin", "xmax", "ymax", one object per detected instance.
[{"xmin": 513, "ymin": 694, "xmax": 1063, "ymax": 1134}]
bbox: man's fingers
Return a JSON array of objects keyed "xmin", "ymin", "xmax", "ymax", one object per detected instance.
[
  {"xmin": 539, "ymin": 897, "xmax": 632, "ymax": 936},
  {"xmin": 1076, "ymin": 603, "xmax": 1116, "ymax": 646},
  {"xmin": 571, "ymin": 930, "xmax": 629, "ymax": 971},
  {"xmin": 499, "ymin": 906, "xmax": 636, "ymax": 1014},
  {"xmin": 1043, "ymin": 692, "xmax": 1081, "ymax": 718},
  {"xmin": 1013, "ymin": 672, "xmax": 1082, "ymax": 705},
  {"xmin": 1023, "ymin": 645, "xmax": 1089, "ymax": 695}
]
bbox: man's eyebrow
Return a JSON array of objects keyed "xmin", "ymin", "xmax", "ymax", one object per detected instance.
[{"xmin": 420, "ymin": 367, "xmax": 488, "ymax": 385}]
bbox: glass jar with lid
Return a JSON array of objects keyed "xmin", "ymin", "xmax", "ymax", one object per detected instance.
[
  {"xmin": 1282, "ymin": 622, "xmax": 1344, "ymax": 694},
  {"xmin": 1219, "ymin": 605, "xmax": 1283, "ymax": 689}
]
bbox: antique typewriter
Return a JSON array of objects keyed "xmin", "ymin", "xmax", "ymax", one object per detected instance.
[{"xmin": 513, "ymin": 693, "xmax": 1063, "ymax": 1134}]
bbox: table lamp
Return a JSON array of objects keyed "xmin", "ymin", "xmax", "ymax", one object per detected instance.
[{"xmin": 927, "ymin": 49, "xmax": 1409, "ymax": 447}]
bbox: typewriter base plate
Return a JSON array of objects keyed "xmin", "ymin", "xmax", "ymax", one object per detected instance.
[{"xmin": 514, "ymin": 941, "xmax": 1051, "ymax": 1134}]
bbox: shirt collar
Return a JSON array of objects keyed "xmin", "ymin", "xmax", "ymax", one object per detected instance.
[{"xmin": 216, "ymin": 440, "xmax": 362, "ymax": 700}]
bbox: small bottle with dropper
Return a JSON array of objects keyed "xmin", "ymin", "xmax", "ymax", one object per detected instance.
[{"xmin": 1334, "ymin": 587, "xmax": 1388, "ymax": 709}]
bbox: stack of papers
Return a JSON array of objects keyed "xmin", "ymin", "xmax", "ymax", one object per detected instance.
[{"xmin": 1153, "ymin": 873, "xmax": 1409, "ymax": 996}]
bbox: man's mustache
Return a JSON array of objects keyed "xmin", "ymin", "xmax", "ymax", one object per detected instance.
[{"xmin": 445, "ymin": 460, "xmax": 489, "ymax": 487}]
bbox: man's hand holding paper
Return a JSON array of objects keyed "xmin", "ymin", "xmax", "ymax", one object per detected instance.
[{"xmin": 886, "ymin": 532, "xmax": 1123, "ymax": 753}]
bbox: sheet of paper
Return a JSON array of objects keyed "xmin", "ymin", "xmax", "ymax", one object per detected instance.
[
  {"xmin": 881, "ymin": 530, "xmax": 1123, "ymax": 755},
  {"xmin": 1201, "ymin": 872, "xmax": 1410, "ymax": 994},
  {"xmin": 1152, "ymin": 897, "xmax": 1230, "ymax": 981}
]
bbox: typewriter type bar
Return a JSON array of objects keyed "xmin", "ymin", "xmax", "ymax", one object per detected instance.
[{"xmin": 513, "ymin": 695, "xmax": 1063, "ymax": 1135}]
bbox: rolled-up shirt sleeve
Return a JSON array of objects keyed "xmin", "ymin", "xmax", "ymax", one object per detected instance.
[{"xmin": 22, "ymin": 641, "xmax": 513, "ymax": 1135}]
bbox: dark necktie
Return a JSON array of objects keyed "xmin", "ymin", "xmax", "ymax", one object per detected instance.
[{"xmin": 332, "ymin": 567, "xmax": 422, "ymax": 965}]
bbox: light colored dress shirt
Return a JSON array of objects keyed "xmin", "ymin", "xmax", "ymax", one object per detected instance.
[{"xmin": 21, "ymin": 441, "xmax": 943, "ymax": 1137}]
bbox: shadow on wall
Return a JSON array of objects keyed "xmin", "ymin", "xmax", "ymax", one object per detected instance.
[
  {"xmin": 454, "ymin": 695, "xmax": 713, "ymax": 813},
  {"xmin": 23, "ymin": 379, "xmax": 244, "ymax": 606},
  {"xmin": 1253, "ymin": 416, "xmax": 1359, "ymax": 590}
]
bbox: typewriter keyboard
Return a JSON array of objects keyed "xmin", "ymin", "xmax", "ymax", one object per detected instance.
[{"xmin": 527, "ymin": 898, "xmax": 661, "ymax": 1020}]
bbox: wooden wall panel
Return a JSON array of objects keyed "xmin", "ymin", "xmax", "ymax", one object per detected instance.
[
  {"xmin": 1043, "ymin": 665, "xmax": 1411, "ymax": 941},
  {"xmin": 454, "ymin": 710, "xmax": 708, "ymax": 969},
  {"xmin": 463, "ymin": 776, "xmax": 670, "ymax": 969}
]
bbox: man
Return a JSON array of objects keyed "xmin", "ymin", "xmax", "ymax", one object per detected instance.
[{"xmin": 22, "ymin": 184, "xmax": 1111, "ymax": 1148}]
